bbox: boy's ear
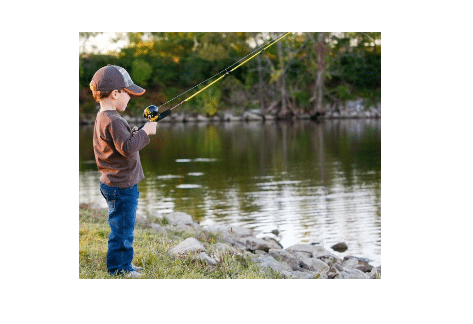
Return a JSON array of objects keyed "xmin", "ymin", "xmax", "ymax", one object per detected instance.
[{"xmin": 110, "ymin": 89, "xmax": 119, "ymax": 99}]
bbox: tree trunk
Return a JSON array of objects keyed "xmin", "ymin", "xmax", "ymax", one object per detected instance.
[
  {"xmin": 313, "ymin": 32, "xmax": 327, "ymax": 115},
  {"xmin": 257, "ymin": 55, "xmax": 265, "ymax": 114},
  {"xmin": 277, "ymin": 38, "xmax": 291, "ymax": 119}
]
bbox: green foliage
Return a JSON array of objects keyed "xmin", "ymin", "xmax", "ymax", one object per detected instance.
[
  {"xmin": 336, "ymin": 84, "xmax": 354, "ymax": 101},
  {"xmin": 131, "ymin": 59, "xmax": 152, "ymax": 86},
  {"xmin": 79, "ymin": 32, "xmax": 381, "ymax": 117},
  {"xmin": 199, "ymin": 86, "xmax": 221, "ymax": 116}
]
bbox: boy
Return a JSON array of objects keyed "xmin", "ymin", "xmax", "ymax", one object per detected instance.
[{"xmin": 90, "ymin": 64, "xmax": 157, "ymax": 278}]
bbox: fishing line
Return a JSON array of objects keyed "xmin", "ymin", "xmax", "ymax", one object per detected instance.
[
  {"xmin": 155, "ymin": 32, "xmax": 290, "ymax": 110},
  {"xmin": 140, "ymin": 32, "xmax": 291, "ymax": 125}
]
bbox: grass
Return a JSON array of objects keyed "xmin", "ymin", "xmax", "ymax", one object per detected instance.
[{"xmin": 79, "ymin": 203, "xmax": 284, "ymax": 279}]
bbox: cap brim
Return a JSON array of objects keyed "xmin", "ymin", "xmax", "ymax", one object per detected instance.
[{"xmin": 124, "ymin": 84, "xmax": 146, "ymax": 97}]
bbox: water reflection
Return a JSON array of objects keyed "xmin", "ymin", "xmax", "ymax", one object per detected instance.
[{"xmin": 79, "ymin": 119, "xmax": 381, "ymax": 266}]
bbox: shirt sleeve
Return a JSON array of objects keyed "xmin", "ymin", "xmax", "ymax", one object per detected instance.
[{"xmin": 108, "ymin": 118, "xmax": 150, "ymax": 157}]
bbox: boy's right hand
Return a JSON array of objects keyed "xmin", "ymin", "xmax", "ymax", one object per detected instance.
[{"xmin": 142, "ymin": 122, "xmax": 157, "ymax": 135}]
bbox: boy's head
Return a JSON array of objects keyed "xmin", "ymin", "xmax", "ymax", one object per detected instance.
[{"xmin": 90, "ymin": 65, "xmax": 146, "ymax": 103}]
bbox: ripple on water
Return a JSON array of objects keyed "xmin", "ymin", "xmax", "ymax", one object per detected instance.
[{"xmin": 176, "ymin": 184, "xmax": 202, "ymax": 189}]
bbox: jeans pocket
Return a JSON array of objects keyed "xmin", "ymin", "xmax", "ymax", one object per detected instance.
[{"xmin": 100, "ymin": 188, "xmax": 117, "ymax": 212}]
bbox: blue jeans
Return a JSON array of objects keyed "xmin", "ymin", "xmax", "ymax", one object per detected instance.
[{"xmin": 100, "ymin": 182, "xmax": 139, "ymax": 275}]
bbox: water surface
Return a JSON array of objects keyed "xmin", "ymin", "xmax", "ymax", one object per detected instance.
[{"xmin": 79, "ymin": 119, "xmax": 381, "ymax": 266}]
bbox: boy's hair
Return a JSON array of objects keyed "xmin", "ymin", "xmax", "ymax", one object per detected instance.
[{"xmin": 90, "ymin": 85, "xmax": 122, "ymax": 103}]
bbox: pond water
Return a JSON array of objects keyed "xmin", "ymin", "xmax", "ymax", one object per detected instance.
[{"xmin": 79, "ymin": 119, "xmax": 381, "ymax": 266}]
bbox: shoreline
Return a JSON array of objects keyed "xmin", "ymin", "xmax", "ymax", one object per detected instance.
[
  {"xmin": 79, "ymin": 204, "xmax": 380, "ymax": 279},
  {"xmin": 154, "ymin": 212, "xmax": 381, "ymax": 279},
  {"xmin": 79, "ymin": 105, "xmax": 381, "ymax": 126}
]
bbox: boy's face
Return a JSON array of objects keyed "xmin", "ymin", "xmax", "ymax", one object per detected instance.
[{"xmin": 116, "ymin": 90, "xmax": 130, "ymax": 112}]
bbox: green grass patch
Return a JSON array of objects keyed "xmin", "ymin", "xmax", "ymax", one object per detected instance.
[{"xmin": 79, "ymin": 204, "xmax": 284, "ymax": 279}]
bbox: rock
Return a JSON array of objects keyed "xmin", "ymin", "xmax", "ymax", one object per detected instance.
[
  {"xmin": 285, "ymin": 244, "xmax": 338, "ymax": 260},
  {"xmin": 168, "ymin": 237, "xmax": 206, "ymax": 257},
  {"xmin": 338, "ymin": 267, "xmax": 370, "ymax": 279},
  {"xmin": 268, "ymin": 249, "xmax": 303, "ymax": 271},
  {"xmin": 370, "ymin": 266, "xmax": 381, "ymax": 279},
  {"xmin": 251, "ymin": 255, "xmax": 293, "ymax": 275},
  {"xmin": 255, "ymin": 250, "xmax": 267, "ymax": 255},
  {"xmin": 342, "ymin": 256, "xmax": 373, "ymax": 273},
  {"xmin": 237, "ymin": 236, "xmax": 273, "ymax": 252},
  {"xmin": 271, "ymin": 229, "xmax": 280, "ymax": 235},
  {"xmin": 299, "ymin": 258, "xmax": 330, "ymax": 273},
  {"xmin": 196, "ymin": 252, "xmax": 218, "ymax": 266},
  {"xmin": 165, "ymin": 212, "xmax": 194, "ymax": 226},
  {"xmin": 243, "ymin": 112, "xmax": 263, "ymax": 121},
  {"xmin": 204, "ymin": 225, "xmax": 253, "ymax": 245},
  {"xmin": 228, "ymin": 225, "xmax": 253, "ymax": 238},
  {"xmin": 298, "ymin": 114, "xmax": 311, "ymax": 120},
  {"xmin": 196, "ymin": 115, "xmax": 209, "ymax": 122},
  {"xmin": 149, "ymin": 223, "xmax": 164, "ymax": 231},
  {"xmin": 262, "ymin": 237, "xmax": 283, "ymax": 250},
  {"xmin": 222, "ymin": 113, "xmax": 242, "ymax": 122},
  {"xmin": 331, "ymin": 242, "xmax": 348, "ymax": 252},
  {"xmin": 209, "ymin": 115, "xmax": 221, "ymax": 122},
  {"xmin": 327, "ymin": 269, "xmax": 340, "ymax": 279},
  {"xmin": 183, "ymin": 115, "xmax": 197, "ymax": 122}
]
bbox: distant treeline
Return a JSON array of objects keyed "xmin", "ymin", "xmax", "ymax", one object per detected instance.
[{"xmin": 79, "ymin": 32, "xmax": 380, "ymax": 119}]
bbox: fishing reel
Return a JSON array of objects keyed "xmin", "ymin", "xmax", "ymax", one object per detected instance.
[
  {"xmin": 143, "ymin": 105, "xmax": 160, "ymax": 121},
  {"xmin": 143, "ymin": 105, "xmax": 172, "ymax": 122},
  {"xmin": 138, "ymin": 105, "xmax": 172, "ymax": 130}
]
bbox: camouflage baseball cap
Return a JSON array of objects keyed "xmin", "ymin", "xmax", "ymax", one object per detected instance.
[{"xmin": 90, "ymin": 64, "xmax": 146, "ymax": 96}]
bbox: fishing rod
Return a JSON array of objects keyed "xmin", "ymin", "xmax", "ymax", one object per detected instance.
[{"xmin": 139, "ymin": 32, "xmax": 291, "ymax": 128}]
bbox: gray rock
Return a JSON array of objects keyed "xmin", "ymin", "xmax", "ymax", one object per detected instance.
[
  {"xmin": 243, "ymin": 112, "xmax": 263, "ymax": 121},
  {"xmin": 338, "ymin": 267, "xmax": 370, "ymax": 279},
  {"xmin": 285, "ymin": 244, "xmax": 338, "ymax": 259},
  {"xmin": 342, "ymin": 256, "xmax": 373, "ymax": 273},
  {"xmin": 209, "ymin": 115, "xmax": 221, "ymax": 122},
  {"xmin": 196, "ymin": 252, "xmax": 218, "ymax": 266},
  {"xmin": 251, "ymin": 255, "xmax": 293, "ymax": 274},
  {"xmin": 222, "ymin": 113, "xmax": 242, "ymax": 122},
  {"xmin": 370, "ymin": 266, "xmax": 381, "ymax": 279},
  {"xmin": 165, "ymin": 212, "xmax": 194, "ymax": 226},
  {"xmin": 238, "ymin": 236, "xmax": 273, "ymax": 252},
  {"xmin": 228, "ymin": 225, "xmax": 253, "ymax": 238},
  {"xmin": 204, "ymin": 226, "xmax": 238, "ymax": 244},
  {"xmin": 331, "ymin": 242, "xmax": 348, "ymax": 252},
  {"xmin": 205, "ymin": 225, "xmax": 253, "ymax": 240},
  {"xmin": 299, "ymin": 258, "xmax": 330, "ymax": 273},
  {"xmin": 261, "ymin": 237, "xmax": 283, "ymax": 250},
  {"xmin": 268, "ymin": 249, "xmax": 303, "ymax": 271},
  {"xmin": 149, "ymin": 223, "xmax": 164, "ymax": 231},
  {"xmin": 196, "ymin": 115, "xmax": 209, "ymax": 122},
  {"xmin": 168, "ymin": 237, "xmax": 206, "ymax": 257}
]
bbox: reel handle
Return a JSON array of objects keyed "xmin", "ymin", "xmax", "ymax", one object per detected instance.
[{"xmin": 137, "ymin": 105, "xmax": 172, "ymax": 130}]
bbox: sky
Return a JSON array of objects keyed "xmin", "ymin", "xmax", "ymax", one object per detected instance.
[
  {"xmin": 80, "ymin": 32, "xmax": 381, "ymax": 55},
  {"xmin": 79, "ymin": 32, "xmax": 128, "ymax": 54}
]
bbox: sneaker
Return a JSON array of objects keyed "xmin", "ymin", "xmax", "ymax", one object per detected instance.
[
  {"xmin": 131, "ymin": 264, "xmax": 143, "ymax": 272},
  {"xmin": 127, "ymin": 270, "xmax": 142, "ymax": 278}
]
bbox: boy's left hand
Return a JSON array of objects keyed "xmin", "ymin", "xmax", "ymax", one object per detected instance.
[{"xmin": 132, "ymin": 126, "xmax": 139, "ymax": 135}]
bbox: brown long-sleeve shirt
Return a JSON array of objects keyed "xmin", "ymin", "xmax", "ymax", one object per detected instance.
[{"xmin": 93, "ymin": 110, "xmax": 150, "ymax": 188}]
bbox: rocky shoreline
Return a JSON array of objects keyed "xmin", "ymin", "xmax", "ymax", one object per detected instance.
[
  {"xmin": 79, "ymin": 100, "xmax": 381, "ymax": 125},
  {"xmin": 144, "ymin": 212, "xmax": 381, "ymax": 279}
]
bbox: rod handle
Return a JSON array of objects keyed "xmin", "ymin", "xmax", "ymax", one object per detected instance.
[{"xmin": 137, "ymin": 109, "xmax": 172, "ymax": 130}]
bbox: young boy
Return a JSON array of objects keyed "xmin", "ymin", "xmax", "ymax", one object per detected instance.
[{"xmin": 90, "ymin": 64, "xmax": 157, "ymax": 278}]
